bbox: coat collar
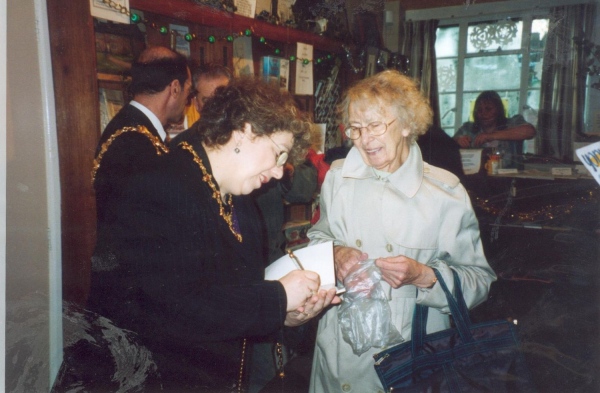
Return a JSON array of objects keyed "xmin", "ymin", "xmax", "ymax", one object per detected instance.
[
  {"xmin": 178, "ymin": 140, "xmax": 258, "ymax": 263},
  {"xmin": 341, "ymin": 143, "xmax": 424, "ymax": 198},
  {"xmin": 129, "ymin": 100, "xmax": 167, "ymax": 142}
]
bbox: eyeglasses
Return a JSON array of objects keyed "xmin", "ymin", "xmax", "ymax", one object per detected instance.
[
  {"xmin": 345, "ymin": 119, "xmax": 396, "ymax": 140},
  {"xmin": 267, "ymin": 136, "xmax": 289, "ymax": 167}
]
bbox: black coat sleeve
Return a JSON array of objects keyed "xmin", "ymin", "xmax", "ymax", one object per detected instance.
[{"xmin": 100, "ymin": 155, "xmax": 288, "ymax": 347}]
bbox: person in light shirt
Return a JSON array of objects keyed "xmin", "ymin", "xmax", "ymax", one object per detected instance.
[
  {"xmin": 308, "ymin": 70, "xmax": 496, "ymax": 393},
  {"xmin": 454, "ymin": 90, "xmax": 536, "ymax": 168}
]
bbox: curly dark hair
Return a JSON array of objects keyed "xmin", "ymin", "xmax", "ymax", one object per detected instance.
[{"xmin": 196, "ymin": 76, "xmax": 312, "ymax": 165}]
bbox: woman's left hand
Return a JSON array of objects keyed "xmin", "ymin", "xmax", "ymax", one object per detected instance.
[
  {"xmin": 375, "ymin": 256, "xmax": 436, "ymax": 289},
  {"xmin": 284, "ymin": 288, "xmax": 341, "ymax": 327}
]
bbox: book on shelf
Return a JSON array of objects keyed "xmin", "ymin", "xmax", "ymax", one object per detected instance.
[{"xmin": 260, "ymin": 56, "xmax": 289, "ymax": 91}]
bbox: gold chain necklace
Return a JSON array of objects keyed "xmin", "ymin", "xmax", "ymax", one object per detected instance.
[
  {"xmin": 180, "ymin": 142, "xmax": 242, "ymax": 242},
  {"xmin": 92, "ymin": 126, "xmax": 169, "ymax": 184}
]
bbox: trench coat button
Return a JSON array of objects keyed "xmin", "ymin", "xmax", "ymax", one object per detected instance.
[
  {"xmin": 386, "ymin": 244, "xmax": 393, "ymax": 252},
  {"xmin": 341, "ymin": 383, "xmax": 351, "ymax": 392},
  {"xmin": 355, "ymin": 239, "xmax": 362, "ymax": 247}
]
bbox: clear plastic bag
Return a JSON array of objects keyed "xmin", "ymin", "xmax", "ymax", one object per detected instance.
[{"xmin": 338, "ymin": 259, "xmax": 403, "ymax": 356}]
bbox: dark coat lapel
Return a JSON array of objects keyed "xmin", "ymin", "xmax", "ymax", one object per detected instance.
[{"xmin": 179, "ymin": 138, "xmax": 266, "ymax": 279}]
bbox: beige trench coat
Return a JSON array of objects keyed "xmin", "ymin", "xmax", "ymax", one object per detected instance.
[{"xmin": 308, "ymin": 144, "xmax": 496, "ymax": 393}]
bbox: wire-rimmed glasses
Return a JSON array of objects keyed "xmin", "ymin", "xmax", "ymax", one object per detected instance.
[{"xmin": 345, "ymin": 119, "xmax": 396, "ymax": 140}]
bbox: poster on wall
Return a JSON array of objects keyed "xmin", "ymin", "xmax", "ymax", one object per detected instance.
[
  {"xmin": 278, "ymin": 0, "xmax": 296, "ymax": 23},
  {"xmin": 169, "ymin": 24, "xmax": 191, "ymax": 58},
  {"xmin": 295, "ymin": 43, "xmax": 314, "ymax": 96},
  {"xmin": 576, "ymin": 141, "xmax": 600, "ymax": 186},
  {"xmin": 233, "ymin": 36, "xmax": 254, "ymax": 77},
  {"xmin": 90, "ymin": 0, "xmax": 130, "ymax": 24},
  {"xmin": 234, "ymin": 0, "xmax": 257, "ymax": 18},
  {"xmin": 256, "ymin": 0, "xmax": 272, "ymax": 14}
]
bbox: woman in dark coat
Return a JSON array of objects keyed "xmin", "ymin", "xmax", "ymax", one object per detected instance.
[{"xmin": 65, "ymin": 77, "xmax": 340, "ymax": 392}]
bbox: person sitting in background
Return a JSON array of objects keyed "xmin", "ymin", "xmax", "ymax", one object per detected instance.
[
  {"xmin": 84, "ymin": 77, "xmax": 340, "ymax": 391},
  {"xmin": 418, "ymin": 124, "xmax": 465, "ymax": 181},
  {"xmin": 307, "ymin": 70, "xmax": 495, "ymax": 392},
  {"xmin": 453, "ymin": 90, "xmax": 536, "ymax": 168},
  {"xmin": 171, "ymin": 63, "xmax": 233, "ymax": 145}
]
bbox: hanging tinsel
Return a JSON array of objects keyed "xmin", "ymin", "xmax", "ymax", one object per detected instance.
[
  {"xmin": 343, "ymin": 44, "xmax": 365, "ymax": 74},
  {"xmin": 99, "ymin": 0, "xmax": 337, "ymax": 65}
]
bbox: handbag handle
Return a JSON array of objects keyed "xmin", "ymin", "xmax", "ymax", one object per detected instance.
[{"xmin": 412, "ymin": 269, "xmax": 474, "ymax": 356}]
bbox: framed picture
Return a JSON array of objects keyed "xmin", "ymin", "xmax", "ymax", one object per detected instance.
[{"xmin": 94, "ymin": 19, "xmax": 145, "ymax": 75}]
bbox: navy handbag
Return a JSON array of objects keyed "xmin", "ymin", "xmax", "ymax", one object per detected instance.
[{"xmin": 373, "ymin": 269, "xmax": 536, "ymax": 392}]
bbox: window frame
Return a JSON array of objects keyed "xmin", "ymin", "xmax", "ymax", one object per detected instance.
[{"xmin": 436, "ymin": 11, "xmax": 549, "ymax": 139}]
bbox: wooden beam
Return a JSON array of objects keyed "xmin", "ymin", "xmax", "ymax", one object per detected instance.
[
  {"xmin": 130, "ymin": 0, "xmax": 344, "ymax": 54},
  {"xmin": 47, "ymin": 0, "xmax": 99, "ymax": 305}
]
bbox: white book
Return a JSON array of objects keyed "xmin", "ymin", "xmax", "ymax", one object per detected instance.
[{"xmin": 264, "ymin": 241, "xmax": 345, "ymax": 294}]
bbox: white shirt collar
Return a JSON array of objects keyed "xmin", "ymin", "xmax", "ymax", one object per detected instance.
[
  {"xmin": 129, "ymin": 100, "xmax": 167, "ymax": 142},
  {"xmin": 341, "ymin": 143, "xmax": 424, "ymax": 198}
]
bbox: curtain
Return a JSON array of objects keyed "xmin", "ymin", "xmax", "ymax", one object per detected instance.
[
  {"xmin": 537, "ymin": 3, "xmax": 596, "ymax": 159},
  {"xmin": 400, "ymin": 19, "xmax": 441, "ymax": 128}
]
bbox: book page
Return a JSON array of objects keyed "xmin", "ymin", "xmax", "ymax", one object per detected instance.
[
  {"xmin": 295, "ymin": 43, "xmax": 314, "ymax": 95},
  {"xmin": 264, "ymin": 241, "xmax": 344, "ymax": 294}
]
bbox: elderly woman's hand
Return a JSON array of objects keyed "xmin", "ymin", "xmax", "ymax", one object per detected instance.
[
  {"xmin": 375, "ymin": 256, "xmax": 436, "ymax": 289},
  {"xmin": 284, "ymin": 288, "xmax": 341, "ymax": 327},
  {"xmin": 456, "ymin": 135, "xmax": 472, "ymax": 148},
  {"xmin": 334, "ymin": 246, "xmax": 368, "ymax": 282}
]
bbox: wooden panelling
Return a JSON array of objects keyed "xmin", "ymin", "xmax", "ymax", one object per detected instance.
[{"xmin": 47, "ymin": 0, "xmax": 99, "ymax": 304}]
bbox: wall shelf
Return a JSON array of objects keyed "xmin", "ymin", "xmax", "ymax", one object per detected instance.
[{"xmin": 130, "ymin": 0, "xmax": 345, "ymax": 54}]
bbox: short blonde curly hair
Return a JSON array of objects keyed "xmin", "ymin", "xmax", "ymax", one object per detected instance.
[{"xmin": 338, "ymin": 70, "xmax": 433, "ymax": 144}]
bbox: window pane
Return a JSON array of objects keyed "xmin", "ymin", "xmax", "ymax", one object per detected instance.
[
  {"xmin": 530, "ymin": 19, "xmax": 549, "ymax": 52},
  {"xmin": 437, "ymin": 58, "xmax": 457, "ymax": 92},
  {"xmin": 528, "ymin": 51, "xmax": 544, "ymax": 88},
  {"xmin": 464, "ymin": 55, "xmax": 521, "ymax": 91},
  {"xmin": 525, "ymin": 90, "xmax": 540, "ymax": 128},
  {"xmin": 443, "ymin": 128, "xmax": 455, "ymax": 137},
  {"xmin": 439, "ymin": 93, "xmax": 456, "ymax": 128},
  {"xmin": 467, "ymin": 19, "xmax": 523, "ymax": 53},
  {"xmin": 436, "ymin": 26, "xmax": 459, "ymax": 57},
  {"xmin": 461, "ymin": 91, "xmax": 520, "ymax": 124}
]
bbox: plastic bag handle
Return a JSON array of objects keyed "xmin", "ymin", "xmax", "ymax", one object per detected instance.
[{"xmin": 412, "ymin": 269, "xmax": 474, "ymax": 356}]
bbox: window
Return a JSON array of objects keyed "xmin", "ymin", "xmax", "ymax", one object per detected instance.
[{"xmin": 435, "ymin": 16, "xmax": 549, "ymax": 153}]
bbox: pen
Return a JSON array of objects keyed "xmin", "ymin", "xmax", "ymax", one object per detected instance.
[{"xmin": 286, "ymin": 249, "xmax": 305, "ymax": 270}]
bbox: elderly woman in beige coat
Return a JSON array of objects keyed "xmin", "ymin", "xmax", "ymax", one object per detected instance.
[{"xmin": 308, "ymin": 70, "xmax": 496, "ymax": 393}]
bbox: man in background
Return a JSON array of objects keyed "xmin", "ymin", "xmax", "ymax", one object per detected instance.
[
  {"xmin": 90, "ymin": 45, "xmax": 191, "ymax": 303},
  {"xmin": 171, "ymin": 63, "xmax": 232, "ymax": 145}
]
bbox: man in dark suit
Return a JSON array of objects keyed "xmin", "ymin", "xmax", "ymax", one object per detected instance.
[{"xmin": 90, "ymin": 46, "xmax": 192, "ymax": 285}]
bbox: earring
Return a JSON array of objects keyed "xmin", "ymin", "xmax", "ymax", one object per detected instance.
[{"xmin": 234, "ymin": 147, "xmax": 240, "ymax": 154}]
